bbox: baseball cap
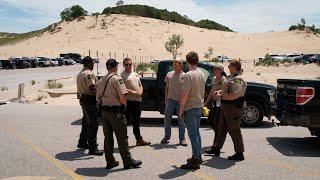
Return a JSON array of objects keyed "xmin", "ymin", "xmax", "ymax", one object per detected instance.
[
  {"xmin": 106, "ymin": 59, "xmax": 119, "ymax": 69},
  {"xmin": 214, "ymin": 64, "xmax": 224, "ymax": 72}
]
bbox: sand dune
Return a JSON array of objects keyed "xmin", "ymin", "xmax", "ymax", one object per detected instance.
[{"xmin": 1, "ymin": 14, "xmax": 320, "ymax": 61}]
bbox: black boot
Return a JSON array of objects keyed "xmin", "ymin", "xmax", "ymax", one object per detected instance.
[
  {"xmin": 181, "ymin": 158, "xmax": 200, "ymax": 169},
  {"xmin": 227, "ymin": 152, "xmax": 244, "ymax": 161},
  {"xmin": 77, "ymin": 142, "xmax": 89, "ymax": 149},
  {"xmin": 204, "ymin": 148, "xmax": 220, "ymax": 156},
  {"xmin": 187, "ymin": 156, "xmax": 203, "ymax": 163},
  {"xmin": 89, "ymin": 148, "xmax": 104, "ymax": 156},
  {"xmin": 124, "ymin": 159, "xmax": 142, "ymax": 169},
  {"xmin": 106, "ymin": 161, "xmax": 119, "ymax": 169}
]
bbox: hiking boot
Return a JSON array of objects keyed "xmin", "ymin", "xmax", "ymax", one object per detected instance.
[
  {"xmin": 227, "ymin": 152, "xmax": 244, "ymax": 161},
  {"xmin": 160, "ymin": 137, "xmax": 170, "ymax": 144},
  {"xmin": 179, "ymin": 140, "xmax": 188, "ymax": 146},
  {"xmin": 124, "ymin": 159, "xmax": 142, "ymax": 169},
  {"xmin": 181, "ymin": 158, "xmax": 200, "ymax": 169},
  {"xmin": 77, "ymin": 142, "xmax": 89, "ymax": 149},
  {"xmin": 204, "ymin": 148, "xmax": 220, "ymax": 156},
  {"xmin": 136, "ymin": 139, "xmax": 151, "ymax": 146},
  {"xmin": 106, "ymin": 161, "xmax": 119, "ymax": 169},
  {"xmin": 89, "ymin": 149, "xmax": 104, "ymax": 156}
]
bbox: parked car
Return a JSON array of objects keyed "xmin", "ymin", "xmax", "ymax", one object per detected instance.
[
  {"xmin": 50, "ymin": 59, "xmax": 59, "ymax": 66},
  {"xmin": 60, "ymin": 53, "xmax": 82, "ymax": 63},
  {"xmin": 309, "ymin": 54, "xmax": 320, "ymax": 63},
  {"xmin": 22, "ymin": 57, "xmax": 38, "ymax": 68},
  {"xmin": 138, "ymin": 60, "xmax": 276, "ymax": 126},
  {"xmin": 0, "ymin": 60, "xmax": 16, "ymax": 69},
  {"xmin": 275, "ymin": 79, "xmax": 320, "ymax": 137},
  {"xmin": 294, "ymin": 54, "xmax": 315, "ymax": 63},
  {"xmin": 0, "ymin": 60, "xmax": 3, "ymax": 69},
  {"xmin": 56, "ymin": 57, "xmax": 76, "ymax": 66},
  {"xmin": 37, "ymin": 57, "xmax": 51, "ymax": 67},
  {"xmin": 9, "ymin": 57, "xmax": 31, "ymax": 69},
  {"xmin": 258, "ymin": 54, "xmax": 280, "ymax": 61},
  {"xmin": 217, "ymin": 56, "xmax": 232, "ymax": 62}
]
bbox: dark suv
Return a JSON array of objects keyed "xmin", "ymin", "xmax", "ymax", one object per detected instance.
[{"xmin": 10, "ymin": 58, "xmax": 31, "ymax": 69}]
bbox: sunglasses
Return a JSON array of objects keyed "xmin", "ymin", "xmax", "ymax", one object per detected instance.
[{"xmin": 124, "ymin": 63, "xmax": 132, "ymax": 66}]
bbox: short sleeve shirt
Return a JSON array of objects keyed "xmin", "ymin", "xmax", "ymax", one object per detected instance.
[
  {"xmin": 211, "ymin": 76, "xmax": 225, "ymax": 92},
  {"xmin": 182, "ymin": 68, "xmax": 206, "ymax": 111},
  {"xmin": 77, "ymin": 69, "xmax": 96, "ymax": 96},
  {"xmin": 96, "ymin": 73, "xmax": 128, "ymax": 106},
  {"xmin": 121, "ymin": 71, "xmax": 142, "ymax": 102},
  {"xmin": 165, "ymin": 71, "xmax": 185, "ymax": 101},
  {"xmin": 222, "ymin": 74, "xmax": 247, "ymax": 98}
]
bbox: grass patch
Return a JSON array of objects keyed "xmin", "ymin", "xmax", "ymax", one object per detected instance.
[
  {"xmin": 256, "ymin": 72, "xmax": 261, "ymax": 76},
  {"xmin": 316, "ymin": 76, "xmax": 320, "ymax": 80},
  {"xmin": 1, "ymin": 86, "xmax": 8, "ymax": 91},
  {"xmin": 31, "ymin": 80, "xmax": 36, "ymax": 86},
  {"xmin": 256, "ymin": 54, "xmax": 279, "ymax": 67},
  {"xmin": 47, "ymin": 80, "xmax": 63, "ymax": 89},
  {"xmin": 35, "ymin": 94, "xmax": 48, "ymax": 101}
]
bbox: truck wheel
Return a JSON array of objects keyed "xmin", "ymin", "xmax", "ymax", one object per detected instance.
[{"xmin": 241, "ymin": 101, "xmax": 263, "ymax": 127}]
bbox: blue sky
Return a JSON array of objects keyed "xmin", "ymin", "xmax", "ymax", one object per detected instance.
[{"xmin": 0, "ymin": 0, "xmax": 319, "ymax": 33}]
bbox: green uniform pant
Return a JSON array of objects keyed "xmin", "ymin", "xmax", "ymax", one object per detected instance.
[
  {"xmin": 101, "ymin": 110, "xmax": 132, "ymax": 165},
  {"xmin": 213, "ymin": 103, "xmax": 245, "ymax": 153}
]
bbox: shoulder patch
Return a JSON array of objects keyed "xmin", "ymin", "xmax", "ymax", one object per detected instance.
[
  {"xmin": 87, "ymin": 74, "xmax": 94, "ymax": 80},
  {"xmin": 119, "ymin": 79, "xmax": 125, "ymax": 84},
  {"xmin": 234, "ymin": 79, "xmax": 241, "ymax": 84}
]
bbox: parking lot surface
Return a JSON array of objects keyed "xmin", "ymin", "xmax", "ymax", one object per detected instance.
[{"xmin": 0, "ymin": 103, "xmax": 320, "ymax": 180}]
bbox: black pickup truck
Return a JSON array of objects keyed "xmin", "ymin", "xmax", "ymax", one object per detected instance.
[
  {"xmin": 140, "ymin": 60, "xmax": 276, "ymax": 126},
  {"xmin": 275, "ymin": 79, "xmax": 320, "ymax": 137}
]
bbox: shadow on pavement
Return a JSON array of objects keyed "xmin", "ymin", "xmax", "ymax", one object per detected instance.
[
  {"xmin": 267, "ymin": 137, "xmax": 320, "ymax": 157},
  {"xmin": 75, "ymin": 167, "xmax": 126, "ymax": 177},
  {"xmin": 151, "ymin": 143, "xmax": 179, "ymax": 150},
  {"xmin": 159, "ymin": 165, "xmax": 191, "ymax": 179},
  {"xmin": 55, "ymin": 149, "xmax": 93, "ymax": 161},
  {"xmin": 202, "ymin": 155, "xmax": 235, "ymax": 169},
  {"xmin": 241, "ymin": 121, "xmax": 276, "ymax": 129}
]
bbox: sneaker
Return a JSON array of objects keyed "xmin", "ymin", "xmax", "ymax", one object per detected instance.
[
  {"xmin": 227, "ymin": 152, "xmax": 244, "ymax": 161},
  {"xmin": 181, "ymin": 159, "xmax": 200, "ymax": 169},
  {"xmin": 124, "ymin": 159, "xmax": 142, "ymax": 169},
  {"xmin": 106, "ymin": 161, "xmax": 119, "ymax": 169},
  {"xmin": 204, "ymin": 148, "xmax": 220, "ymax": 156},
  {"xmin": 161, "ymin": 137, "xmax": 170, "ymax": 144},
  {"xmin": 187, "ymin": 156, "xmax": 203, "ymax": 164},
  {"xmin": 136, "ymin": 139, "xmax": 151, "ymax": 146},
  {"xmin": 179, "ymin": 140, "xmax": 188, "ymax": 146}
]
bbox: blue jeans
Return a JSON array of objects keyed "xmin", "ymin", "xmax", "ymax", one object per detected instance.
[
  {"xmin": 184, "ymin": 108, "xmax": 202, "ymax": 159},
  {"xmin": 164, "ymin": 99, "xmax": 185, "ymax": 141}
]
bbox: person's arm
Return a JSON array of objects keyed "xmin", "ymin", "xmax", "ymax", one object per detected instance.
[
  {"xmin": 179, "ymin": 90, "xmax": 189, "ymax": 119},
  {"xmin": 119, "ymin": 94, "xmax": 127, "ymax": 105},
  {"xmin": 204, "ymin": 87, "xmax": 214, "ymax": 107},
  {"xmin": 117, "ymin": 78, "xmax": 128, "ymax": 105},
  {"xmin": 138, "ymin": 79, "xmax": 143, "ymax": 96},
  {"xmin": 86, "ymin": 73, "xmax": 96, "ymax": 94},
  {"xmin": 96, "ymin": 79, "xmax": 102, "ymax": 103},
  {"xmin": 165, "ymin": 83, "xmax": 169, "ymax": 104}
]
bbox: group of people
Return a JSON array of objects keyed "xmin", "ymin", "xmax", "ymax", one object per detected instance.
[{"xmin": 76, "ymin": 51, "xmax": 247, "ymax": 170}]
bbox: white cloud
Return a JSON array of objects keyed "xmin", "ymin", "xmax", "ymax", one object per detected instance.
[{"xmin": 0, "ymin": 0, "xmax": 319, "ymax": 33}]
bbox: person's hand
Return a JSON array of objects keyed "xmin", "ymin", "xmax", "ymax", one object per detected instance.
[{"xmin": 204, "ymin": 102, "xmax": 209, "ymax": 108}]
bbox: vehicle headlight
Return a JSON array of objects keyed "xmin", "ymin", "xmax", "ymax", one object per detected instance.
[{"xmin": 267, "ymin": 90, "xmax": 276, "ymax": 102}]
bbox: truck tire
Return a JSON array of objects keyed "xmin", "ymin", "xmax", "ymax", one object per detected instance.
[
  {"xmin": 308, "ymin": 128, "xmax": 320, "ymax": 138},
  {"xmin": 241, "ymin": 101, "xmax": 264, "ymax": 127}
]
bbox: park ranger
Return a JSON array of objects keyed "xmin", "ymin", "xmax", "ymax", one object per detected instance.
[
  {"xmin": 96, "ymin": 59, "xmax": 142, "ymax": 169},
  {"xmin": 76, "ymin": 56, "xmax": 103, "ymax": 156},
  {"xmin": 210, "ymin": 60, "xmax": 247, "ymax": 161}
]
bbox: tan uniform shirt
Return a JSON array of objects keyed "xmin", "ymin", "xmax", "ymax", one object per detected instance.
[
  {"xmin": 182, "ymin": 68, "xmax": 206, "ymax": 111},
  {"xmin": 222, "ymin": 74, "xmax": 247, "ymax": 98},
  {"xmin": 77, "ymin": 69, "xmax": 96, "ymax": 96},
  {"xmin": 96, "ymin": 73, "xmax": 128, "ymax": 106},
  {"xmin": 121, "ymin": 71, "xmax": 142, "ymax": 102},
  {"xmin": 165, "ymin": 71, "xmax": 185, "ymax": 101},
  {"xmin": 212, "ymin": 76, "xmax": 225, "ymax": 92}
]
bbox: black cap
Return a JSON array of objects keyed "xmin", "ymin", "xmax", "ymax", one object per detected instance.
[
  {"xmin": 83, "ymin": 56, "xmax": 94, "ymax": 66},
  {"xmin": 106, "ymin": 59, "xmax": 119, "ymax": 69}
]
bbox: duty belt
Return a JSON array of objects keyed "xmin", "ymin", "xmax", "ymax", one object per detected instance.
[
  {"xmin": 80, "ymin": 94, "xmax": 96, "ymax": 103},
  {"xmin": 102, "ymin": 105, "xmax": 125, "ymax": 114},
  {"xmin": 221, "ymin": 97, "xmax": 245, "ymax": 107}
]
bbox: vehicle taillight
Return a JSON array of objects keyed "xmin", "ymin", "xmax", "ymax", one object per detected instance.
[{"xmin": 296, "ymin": 87, "xmax": 315, "ymax": 105}]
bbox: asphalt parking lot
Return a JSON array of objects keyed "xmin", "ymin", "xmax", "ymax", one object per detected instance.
[{"xmin": 0, "ymin": 103, "xmax": 320, "ymax": 180}]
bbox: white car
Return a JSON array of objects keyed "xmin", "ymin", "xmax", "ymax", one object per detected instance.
[{"xmin": 217, "ymin": 56, "xmax": 232, "ymax": 62}]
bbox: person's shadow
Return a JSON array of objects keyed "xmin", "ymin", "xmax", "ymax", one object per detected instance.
[
  {"xmin": 202, "ymin": 155, "xmax": 235, "ymax": 169},
  {"xmin": 159, "ymin": 165, "xmax": 191, "ymax": 179},
  {"xmin": 151, "ymin": 143, "xmax": 179, "ymax": 150},
  {"xmin": 55, "ymin": 149, "xmax": 93, "ymax": 161},
  {"xmin": 75, "ymin": 167, "xmax": 127, "ymax": 177}
]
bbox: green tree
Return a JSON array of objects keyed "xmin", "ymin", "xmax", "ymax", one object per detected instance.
[
  {"xmin": 165, "ymin": 34, "xmax": 184, "ymax": 60},
  {"xmin": 60, "ymin": 5, "xmax": 88, "ymax": 21}
]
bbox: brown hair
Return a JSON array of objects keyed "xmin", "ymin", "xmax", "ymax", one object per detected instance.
[
  {"xmin": 123, "ymin": 58, "xmax": 132, "ymax": 64},
  {"xmin": 186, "ymin": 51, "xmax": 199, "ymax": 65},
  {"xmin": 229, "ymin": 60, "xmax": 242, "ymax": 71}
]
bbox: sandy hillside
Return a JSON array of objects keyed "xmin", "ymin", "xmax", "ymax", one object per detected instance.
[{"xmin": 1, "ymin": 14, "xmax": 320, "ymax": 61}]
